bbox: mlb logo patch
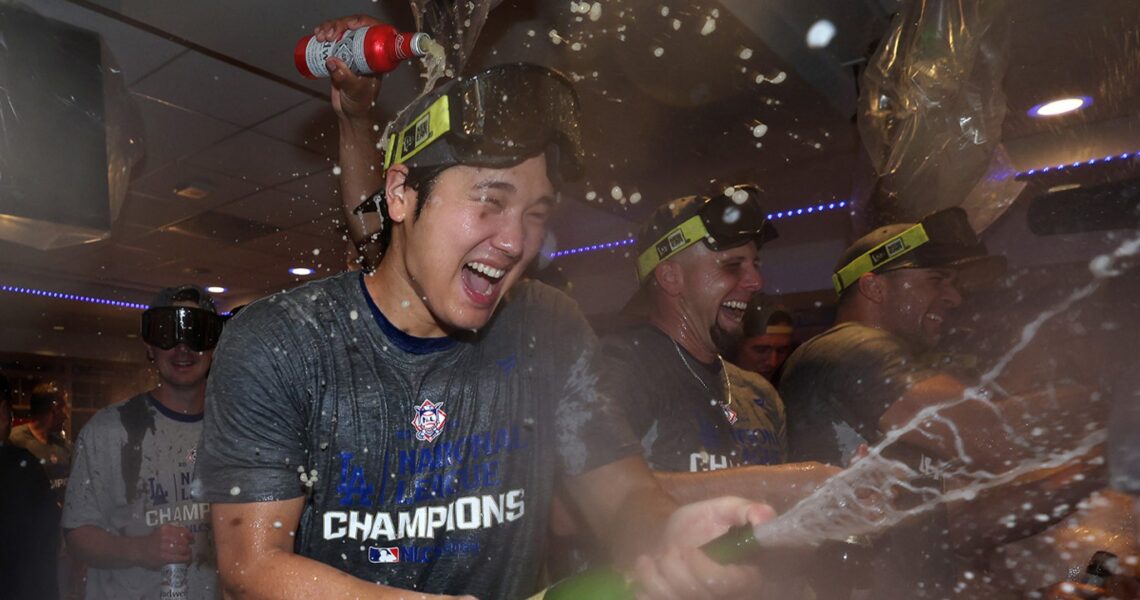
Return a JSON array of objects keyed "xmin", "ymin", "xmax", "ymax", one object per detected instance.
[
  {"xmin": 368, "ymin": 546, "xmax": 400, "ymax": 564},
  {"xmin": 412, "ymin": 399, "xmax": 448, "ymax": 443}
]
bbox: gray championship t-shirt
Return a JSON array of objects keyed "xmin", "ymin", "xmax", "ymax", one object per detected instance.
[
  {"xmin": 603, "ymin": 324, "xmax": 786, "ymax": 472},
  {"xmin": 778, "ymin": 321, "xmax": 954, "ymax": 599},
  {"xmin": 780, "ymin": 322, "xmax": 937, "ymax": 466},
  {"xmin": 62, "ymin": 394, "xmax": 218, "ymax": 600},
  {"xmin": 196, "ymin": 272, "xmax": 638, "ymax": 599}
]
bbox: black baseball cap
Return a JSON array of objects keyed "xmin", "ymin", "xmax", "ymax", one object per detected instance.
[{"xmin": 832, "ymin": 207, "xmax": 1007, "ymax": 294}]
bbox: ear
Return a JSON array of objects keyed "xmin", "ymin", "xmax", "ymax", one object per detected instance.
[
  {"xmin": 384, "ymin": 164, "xmax": 412, "ymax": 223},
  {"xmin": 855, "ymin": 272, "xmax": 887, "ymax": 304},
  {"xmin": 654, "ymin": 260, "xmax": 686, "ymax": 296}
]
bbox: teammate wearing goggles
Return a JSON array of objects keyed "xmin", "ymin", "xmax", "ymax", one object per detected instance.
[
  {"xmin": 197, "ymin": 15, "xmax": 773, "ymax": 600},
  {"xmin": 63, "ymin": 285, "xmax": 221, "ymax": 599}
]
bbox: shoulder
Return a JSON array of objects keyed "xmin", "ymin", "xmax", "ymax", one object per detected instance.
[
  {"xmin": 492, "ymin": 279, "xmax": 591, "ymax": 339},
  {"xmin": 726, "ymin": 362, "xmax": 779, "ymax": 397},
  {"xmin": 231, "ymin": 272, "xmax": 359, "ymax": 327},
  {"xmin": 8, "ymin": 424, "xmax": 32, "ymax": 443}
]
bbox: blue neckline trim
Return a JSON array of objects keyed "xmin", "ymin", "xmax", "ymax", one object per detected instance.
[
  {"xmin": 147, "ymin": 394, "xmax": 203, "ymax": 423},
  {"xmin": 359, "ymin": 273, "xmax": 458, "ymax": 355}
]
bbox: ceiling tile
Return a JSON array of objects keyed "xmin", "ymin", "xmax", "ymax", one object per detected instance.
[
  {"xmin": 27, "ymin": 0, "xmax": 185, "ymax": 85},
  {"xmin": 185, "ymin": 130, "xmax": 330, "ymax": 187},
  {"xmin": 129, "ymin": 163, "xmax": 262, "ymax": 212},
  {"xmin": 215, "ymin": 187, "xmax": 339, "ymax": 229},
  {"xmin": 254, "ymin": 99, "xmax": 339, "ymax": 159},
  {"xmin": 130, "ymin": 49, "xmax": 312, "ymax": 127},
  {"xmin": 131, "ymin": 94, "xmax": 241, "ymax": 177}
]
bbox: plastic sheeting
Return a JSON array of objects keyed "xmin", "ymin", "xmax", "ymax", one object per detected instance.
[
  {"xmin": 0, "ymin": 2, "xmax": 142, "ymax": 250},
  {"xmin": 409, "ymin": 0, "xmax": 504, "ymax": 76},
  {"xmin": 856, "ymin": 0, "xmax": 1025, "ymax": 233}
]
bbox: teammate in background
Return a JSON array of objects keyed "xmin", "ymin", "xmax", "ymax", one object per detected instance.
[
  {"xmin": 1, "ymin": 372, "xmax": 61, "ymax": 600},
  {"xmin": 9, "ymin": 381, "xmax": 74, "ymax": 505},
  {"xmin": 195, "ymin": 27, "xmax": 773, "ymax": 600},
  {"xmin": 732, "ymin": 297, "xmax": 795, "ymax": 386},
  {"xmin": 779, "ymin": 208, "xmax": 1106, "ymax": 598},
  {"xmin": 63, "ymin": 286, "xmax": 223, "ymax": 600}
]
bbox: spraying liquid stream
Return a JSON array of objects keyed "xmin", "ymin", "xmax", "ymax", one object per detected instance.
[{"xmin": 752, "ymin": 233, "xmax": 1140, "ymax": 550}]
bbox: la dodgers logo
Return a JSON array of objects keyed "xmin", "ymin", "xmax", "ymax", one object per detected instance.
[{"xmin": 412, "ymin": 399, "xmax": 447, "ymax": 442}]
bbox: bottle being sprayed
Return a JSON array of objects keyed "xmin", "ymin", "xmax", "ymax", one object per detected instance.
[
  {"xmin": 160, "ymin": 563, "xmax": 188, "ymax": 600},
  {"xmin": 295, "ymin": 24, "xmax": 432, "ymax": 78},
  {"xmin": 530, "ymin": 527, "xmax": 873, "ymax": 600}
]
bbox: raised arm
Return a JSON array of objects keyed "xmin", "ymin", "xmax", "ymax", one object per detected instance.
[
  {"xmin": 316, "ymin": 16, "xmax": 386, "ymax": 262},
  {"xmin": 212, "ymin": 497, "xmax": 473, "ymax": 600}
]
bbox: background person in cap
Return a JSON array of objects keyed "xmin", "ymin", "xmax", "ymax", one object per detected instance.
[
  {"xmin": 778, "ymin": 208, "xmax": 1106, "ymax": 598},
  {"xmin": 732, "ymin": 296, "xmax": 796, "ymax": 386},
  {"xmin": 63, "ymin": 285, "xmax": 223, "ymax": 600},
  {"xmin": 1, "ymin": 371, "xmax": 62, "ymax": 600},
  {"xmin": 9, "ymin": 380, "xmax": 74, "ymax": 505},
  {"xmin": 196, "ymin": 21, "xmax": 775, "ymax": 599}
]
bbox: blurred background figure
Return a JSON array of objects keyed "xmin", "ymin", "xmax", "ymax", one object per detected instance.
[
  {"xmin": 1, "ymin": 371, "xmax": 61, "ymax": 600},
  {"xmin": 733, "ymin": 295, "xmax": 796, "ymax": 386},
  {"xmin": 8, "ymin": 380, "xmax": 74, "ymax": 506}
]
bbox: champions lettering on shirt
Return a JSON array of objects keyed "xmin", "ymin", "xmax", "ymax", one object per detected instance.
[
  {"xmin": 324, "ymin": 489, "xmax": 525, "ymax": 542},
  {"xmin": 327, "ymin": 423, "xmax": 532, "ymax": 562}
]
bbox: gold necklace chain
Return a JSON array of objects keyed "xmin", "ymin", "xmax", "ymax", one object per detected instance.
[{"xmin": 671, "ymin": 340, "xmax": 734, "ymax": 411}]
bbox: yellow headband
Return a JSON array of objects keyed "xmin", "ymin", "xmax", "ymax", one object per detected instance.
[
  {"xmin": 636, "ymin": 215, "xmax": 711, "ymax": 282},
  {"xmin": 831, "ymin": 223, "xmax": 930, "ymax": 294}
]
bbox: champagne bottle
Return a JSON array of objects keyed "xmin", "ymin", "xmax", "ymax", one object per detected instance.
[{"xmin": 526, "ymin": 525, "xmax": 768, "ymax": 600}]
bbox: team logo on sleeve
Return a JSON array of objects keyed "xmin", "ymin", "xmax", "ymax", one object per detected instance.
[
  {"xmin": 368, "ymin": 546, "xmax": 401, "ymax": 563},
  {"xmin": 412, "ymin": 399, "xmax": 448, "ymax": 442}
]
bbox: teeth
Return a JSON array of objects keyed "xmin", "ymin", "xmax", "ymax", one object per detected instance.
[
  {"xmin": 926, "ymin": 314, "xmax": 943, "ymax": 322},
  {"xmin": 722, "ymin": 300, "xmax": 747, "ymax": 311},
  {"xmin": 466, "ymin": 261, "xmax": 506, "ymax": 280}
]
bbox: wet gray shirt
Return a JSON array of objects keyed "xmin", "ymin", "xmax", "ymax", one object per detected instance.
[
  {"xmin": 780, "ymin": 321, "xmax": 937, "ymax": 466},
  {"xmin": 196, "ymin": 272, "xmax": 638, "ymax": 599},
  {"xmin": 62, "ymin": 393, "xmax": 218, "ymax": 600}
]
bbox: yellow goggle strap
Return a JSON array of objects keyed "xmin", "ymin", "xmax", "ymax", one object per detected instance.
[
  {"xmin": 636, "ymin": 215, "xmax": 712, "ymax": 282},
  {"xmin": 831, "ymin": 223, "xmax": 931, "ymax": 294},
  {"xmin": 383, "ymin": 95, "xmax": 452, "ymax": 170}
]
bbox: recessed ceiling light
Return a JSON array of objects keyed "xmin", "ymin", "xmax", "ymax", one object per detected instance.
[
  {"xmin": 206, "ymin": 286, "xmax": 226, "ymax": 294},
  {"xmin": 1029, "ymin": 96, "xmax": 1091, "ymax": 117},
  {"xmin": 290, "ymin": 267, "xmax": 314, "ymax": 276},
  {"xmin": 52, "ymin": 325, "xmax": 65, "ymax": 331}
]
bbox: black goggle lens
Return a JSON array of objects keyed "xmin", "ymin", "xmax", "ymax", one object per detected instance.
[
  {"xmin": 141, "ymin": 307, "xmax": 222, "ymax": 352},
  {"xmin": 699, "ymin": 186, "xmax": 779, "ymax": 251}
]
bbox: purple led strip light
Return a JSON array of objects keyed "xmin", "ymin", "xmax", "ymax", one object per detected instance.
[
  {"xmin": 1017, "ymin": 150, "xmax": 1137, "ymax": 179},
  {"xmin": 1, "ymin": 285, "xmax": 149, "ymax": 310},
  {"xmin": 551, "ymin": 199, "xmax": 849, "ymax": 259}
]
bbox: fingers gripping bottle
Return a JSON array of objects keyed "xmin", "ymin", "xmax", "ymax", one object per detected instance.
[
  {"xmin": 160, "ymin": 563, "xmax": 188, "ymax": 600},
  {"xmin": 295, "ymin": 24, "xmax": 431, "ymax": 78}
]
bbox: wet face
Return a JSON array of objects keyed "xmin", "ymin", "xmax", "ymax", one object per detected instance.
[
  {"xmin": 736, "ymin": 332, "xmax": 794, "ymax": 380},
  {"xmin": 879, "ymin": 267, "xmax": 963, "ymax": 348},
  {"xmin": 673, "ymin": 242, "xmax": 764, "ymax": 353},
  {"xmin": 396, "ymin": 154, "xmax": 555, "ymax": 334},
  {"xmin": 147, "ymin": 300, "xmax": 215, "ymax": 390}
]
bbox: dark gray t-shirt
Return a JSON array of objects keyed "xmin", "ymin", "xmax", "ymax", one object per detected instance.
[
  {"xmin": 780, "ymin": 322, "xmax": 937, "ymax": 466},
  {"xmin": 603, "ymin": 325, "xmax": 786, "ymax": 472},
  {"xmin": 779, "ymin": 321, "xmax": 954, "ymax": 599},
  {"xmin": 196, "ymin": 272, "xmax": 638, "ymax": 599}
]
